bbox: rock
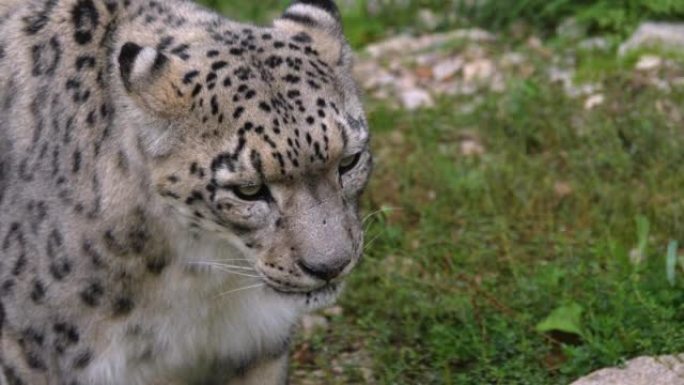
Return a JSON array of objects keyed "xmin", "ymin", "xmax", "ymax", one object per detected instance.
[
  {"xmin": 300, "ymin": 315, "xmax": 329, "ymax": 337},
  {"xmin": 353, "ymin": 60, "xmax": 396, "ymax": 90},
  {"xmin": 584, "ymin": 94, "xmax": 605, "ymax": 110},
  {"xmin": 432, "ymin": 57, "xmax": 464, "ymax": 81},
  {"xmin": 322, "ymin": 306, "xmax": 344, "ymax": 317},
  {"xmin": 414, "ymin": 65, "xmax": 433, "ymax": 80},
  {"xmin": 554, "ymin": 181, "xmax": 573, "ymax": 198},
  {"xmin": 360, "ymin": 367, "xmax": 374, "ymax": 383},
  {"xmin": 417, "ymin": 8, "xmax": 440, "ymax": 30},
  {"xmin": 460, "ymin": 139, "xmax": 485, "ymax": 157},
  {"xmin": 463, "ymin": 59, "xmax": 495, "ymax": 82},
  {"xmin": 444, "ymin": 28, "xmax": 496, "ymax": 43},
  {"xmin": 548, "ymin": 66, "xmax": 574, "ymax": 86},
  {"xmin": 635, "ymin": 55, "xmax": 663, "ymax": 71},
  {"xmin": 650, "ymin": 78, "xmax": 672, "ymax": 92},
  {"xmin": 570, "ymin": 355, "xmax": 684, "ymax": 385},
  {"xmin": 566, "ymin": 83, "xmax": 601, "ymax": 98},
  {"xmin": 365, "ymin": 29, "xmax": 495, "ymax": 58},
  {"xmin": 330, "ymin": 349, "xmax": 375, "ymax": 383},
  {"xmin": 557, "ymin": 17, "xmax": 585, "ymax": 40},
  {"xmin": 578, "ymin": 37, "xmax": 611, "ymax": 51},
  {"xmin": 354, "ymin": 28, "xmax": 509, "ymax": 106},
  {"xmin": 400, "ymin": 88, "xmax": 434, "ymax": 110},
  {"xmin": 629, "ymin": 248, "xmax": 645, "ymax": 266},
  {"xmin": 490, "ymin": 73, "xmax": 506, "ymax": 92},
  {"xmin": 547, "ymin": 66, "xmax": 602, "ymax": 98},
  {"xmin": 619, "ymin": 22, "xmax": 684, "ymax": 56},
  {"xmin": 365, "ymin": 35, "xmax": 414, "ymax": 58},
  {"xmin": 291, "ymin": 342, "xmax": 315, "ymax": 366},
  {"xmin": 415, "ymin": 52, "xmax": 442, "ymax": 66},
  {"xmin": 454, "ymin": 82, "xmax": 478, "ymax": 96},
  {"xmin": 500, "ymin": 52, "xmax": 526, "ymax": 68},
  {"xmin": 293, "ymin": 369, "xmax": 326, "ymax": 385},
  {"xmin": 527, "ymin": 36, "xmax": 552, "ymax": 58}
]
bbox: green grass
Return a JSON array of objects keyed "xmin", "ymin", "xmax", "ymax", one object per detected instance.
[
  {"xmin": 198, "ymin": 1, "xmax": 684, "ymax": 383},
  {"xmin": 457, "ymin": 0, "xmax": 684, "ymax": 38},
  {"xmin": 331, "ymin": 77, "xmax": 684, "ymax": 384}
]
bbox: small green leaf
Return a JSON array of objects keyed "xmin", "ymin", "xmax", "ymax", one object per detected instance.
[
  {"xmin": 666, "ymin": 240, "xmax": 678, "ymax": 287},
  {"xmin": 536, "ymin": 302, "xmax": 584, "ymax": 337}
]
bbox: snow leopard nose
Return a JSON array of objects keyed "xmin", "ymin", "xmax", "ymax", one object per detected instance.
[{"xmin": 297, "ymin": 257, "xmax": 351, "ymax": 282}]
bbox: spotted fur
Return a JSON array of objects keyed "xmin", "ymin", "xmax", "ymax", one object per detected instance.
[{"xmin": 0, "ymin": 0, "xmax": 371, "ymax": 384}]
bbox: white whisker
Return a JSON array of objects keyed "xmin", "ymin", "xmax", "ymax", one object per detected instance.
[
  {"xmin": 363, "ymin": 231, "xmax": 383, "ymax": 251},
  {"xmin": 210, "ymin": 266, "xmax": 263, "ymax": 278},
  {"xmin": 362, "ymin": 206, "xmax": 401, "ymax": 224},
  {"xmin": 216, "ymin": 283, "xmax": 265, "ymax": 298},
  {"xmin": 190, "ymin": 261, "xmax": 255, "ymax": 271},
  {"xmin": 362, "ymin": 209, "xmax": 385, "ymax": 224}
]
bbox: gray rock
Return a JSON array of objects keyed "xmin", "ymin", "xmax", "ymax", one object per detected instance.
[
  {"xmin": 578, "ymin": 37, "xmax": 611, "ymax": 51},
  {"xmin": 365, "ymin": 29, "xmax": 495, "ymax": 59},
  {"xmin": 619, "ymin": 22, "xmax": 684, "ymax": 55},
  {"xmin": 570, "ymin": 355, "xmax": 684, "ymax": 385},
  {"xmin": 400, "ymin": 88, "xmax": 434, "ymax": 110},
  {"xmin": 557, "ymin": 17, "xmax": 586, "ymax": 41},
  {"xmin": 300, "ymin": 314, "xmax": 329, "ymax": 337}
]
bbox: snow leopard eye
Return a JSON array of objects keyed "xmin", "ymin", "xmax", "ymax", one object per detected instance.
[
  {"xmin": 233, "ymin": 184, "xmax": 270, "ymax": 201},
  {"xmin": 339, "ymin": 153, "xmax": 361, "ymax": 175}
]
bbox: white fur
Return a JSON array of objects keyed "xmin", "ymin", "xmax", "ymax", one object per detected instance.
[
  {"xmin": 131, "ymin": 47, "xmax": 158, "ymax": 82},
  {"xmin": 285, "ymin": 4, "xmax": 336, "ymax": 24},
  {"xmin": 83, "ymin": 228, "xmax": 324, "ymax": 385}
]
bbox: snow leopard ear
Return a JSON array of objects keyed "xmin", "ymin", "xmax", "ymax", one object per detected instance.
[
  {"xmin": 274, "ymin": 0, "xmax": 348, "ymax": 63},
  {"xmin": 278, "ymin": 0, "xmax": 341, "ymax": 33},
  {"xmin": 117, "ymin": 42, "xmax": 191, "ymax": 117}
]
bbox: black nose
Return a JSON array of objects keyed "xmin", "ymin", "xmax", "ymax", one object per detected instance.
[{"xmin": 297, "ymin": 258, "xmax": 351, "ymax": 281}]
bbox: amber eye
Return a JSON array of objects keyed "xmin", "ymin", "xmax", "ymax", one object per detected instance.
[
  {"xmin": 339, "ymin": 153, "xmax": 361, "ymax": 175},
  {"xmin": 233, "ymin": 184, "xmax": 270, "ymax": 201}
]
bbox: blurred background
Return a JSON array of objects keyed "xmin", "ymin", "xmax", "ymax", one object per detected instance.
[{"xmin": 201, "ymin": 1, "xmax": 684, "ymax": 384}]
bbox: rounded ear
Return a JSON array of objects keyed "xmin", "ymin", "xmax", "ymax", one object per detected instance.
[
  {"xmin": 118, "ymin": 42, "xmax": 167, "ymax": 91},
  {"xmin": 117, "ymin": 42, "xmax": 191, "ymax": 117},
  {"xmin": 274, "ymin": 0, "xmax": 348, "ymax": 63},
  {"xmin": 278, "ymin": 0, "xmax": 341, "ymax": 33},
  {"xmin": 291, "ymin": 0, "xmax": 341, "ymax": 19}
]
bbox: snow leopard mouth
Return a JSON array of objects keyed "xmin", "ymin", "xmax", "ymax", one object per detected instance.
[
  {"xmin": 264, "ymin": 279, "xmax": 339, "ymax": 298},
  {"xmin": 268, "ymin": 282, "xmax": 341, "ymax": 308}
]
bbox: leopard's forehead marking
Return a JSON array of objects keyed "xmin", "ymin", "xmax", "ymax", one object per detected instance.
[{"xmin": 156, "ymin": 26, "xmax": 364, "ymax": 181}]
